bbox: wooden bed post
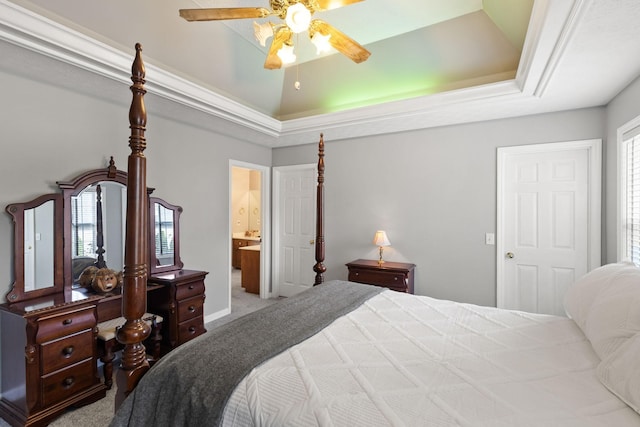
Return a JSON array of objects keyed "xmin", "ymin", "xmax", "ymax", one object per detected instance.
[
  {"xmin": 114, "ymin": 43, "xmax": 151, "ymax": 408},
  {"xmin": 313, "ymin": 134, "xmax": 326, "ymax": 285}
]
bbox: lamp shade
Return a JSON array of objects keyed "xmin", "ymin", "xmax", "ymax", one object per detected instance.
[{"xmin": 373, "ymin": 230, "xmax": 391, "ymax": 247}]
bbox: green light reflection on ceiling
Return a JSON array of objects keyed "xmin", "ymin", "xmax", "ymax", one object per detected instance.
[{"xmin": 321, "ymin": 75, "xmax": 447, "ymax": 113}]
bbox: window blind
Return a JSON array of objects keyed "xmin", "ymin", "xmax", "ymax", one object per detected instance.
[
  {"xmin": 623, "ymin": 127, "xmax": 640, "ymax": 266},
  {"xmin": 72, "ymin": 189, "xmax": 98, "ymax": 258}
]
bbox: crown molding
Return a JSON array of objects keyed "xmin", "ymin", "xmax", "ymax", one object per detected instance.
[
  {"xmin": 0, "ymin": 0, "xmax": 576, "ymax": 147},
  {"xmin": 0, "ymin": 0, "xmax": 281, "ymax": 139}
]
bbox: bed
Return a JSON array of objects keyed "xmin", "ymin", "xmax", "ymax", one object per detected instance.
[{"xmin": 111, "ymin": 45, "xmax": 640, "ymax": 426}]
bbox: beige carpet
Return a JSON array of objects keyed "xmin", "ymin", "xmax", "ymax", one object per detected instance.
[{"xmin": 0, "ymin": 270, "xmax": 281, "ymax": 427}]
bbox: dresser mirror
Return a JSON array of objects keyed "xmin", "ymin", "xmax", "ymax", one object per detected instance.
[
  {"xmin": 70, "ymin": 181, "xmax": 126, "ymax": 278},
  {"xmin": 149, "ymin": 197, "xmax": 183, "ymax": 274},
  {"xmin": 4, "ymin": 157, "xmax": 184, "ymax": 304},
  {"xmin": 58, "ymin": 159, "xmax": 129, "ymax": 287},
  {"xmin": 5, "ymin": 194, "xmax": 64, "ymax": 303}
]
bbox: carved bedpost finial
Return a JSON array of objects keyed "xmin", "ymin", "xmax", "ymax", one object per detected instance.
[
  {"xmin": 313, "ymin": 133, "xmax": 326, "ymax": 286},
  {"xmin": 129, "ymin": 43, "xmax": 147, "ymax": 156}
]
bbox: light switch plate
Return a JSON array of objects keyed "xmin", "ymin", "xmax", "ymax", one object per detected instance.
[{"xmin": 485, "ymin": 233, "xmax": 495, "ymax": 245}]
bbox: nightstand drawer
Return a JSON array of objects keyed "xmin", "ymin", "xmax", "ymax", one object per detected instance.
[
  {"xmin": 349, "ymin": 269, "xmax": 408, "ymax": 290},
  {"xmin": 346, "ymin": 259, "xmax": 416, "ymax": 294}
]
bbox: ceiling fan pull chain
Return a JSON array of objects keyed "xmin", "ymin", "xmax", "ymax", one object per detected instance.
[{"xmin": 295, "ymin": 33, "xmax": 301, "ymax": 90}]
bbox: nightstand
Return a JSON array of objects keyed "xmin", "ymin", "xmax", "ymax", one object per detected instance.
[{"xmin": 346, "ymin": 259, "xmax": 416, "ymax": 293}]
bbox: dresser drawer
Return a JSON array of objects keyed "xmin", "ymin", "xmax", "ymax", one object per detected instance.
[
  {"xmin": 36, "ymin": 307, "xmax": 96, "ymax": 343},
  {"xmin": 178, "ymin": 316, "xmax": 205, "ymax": 344},
  {"xmin": 41, "ymin": 359, "xmax": 95, "ymax": 407},
  {"xmin": 175, "ymin": 280, "xmax": 205, "ymax": 301},
  {"xmin": 177, "ymin": 295, "xmax": 204, "ymax": 323},
  {"xmin": 349, "ymin": 269, "xmax": 408, "ymax": 290},
  {"xmin": 41, "ymin": 330, "xmax": 94, "ymax": 375}
]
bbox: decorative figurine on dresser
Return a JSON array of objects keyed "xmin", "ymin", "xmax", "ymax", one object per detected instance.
[{"xmin": 0, "ymin": 158, "xmax": 207, "ymax": 427}]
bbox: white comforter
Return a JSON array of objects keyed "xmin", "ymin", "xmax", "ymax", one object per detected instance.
[{"xmin": 222, "ymin": 290, "xmax": 640, "ymax": 426}]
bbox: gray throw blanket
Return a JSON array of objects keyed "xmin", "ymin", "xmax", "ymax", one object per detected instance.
[{"xmin": 110, "ymin": 280, "xmax": 384, "ymax": 427}]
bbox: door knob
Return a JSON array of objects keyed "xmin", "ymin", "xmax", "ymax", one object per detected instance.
[
  {"xmin": 309, "ymin": 239, "xmax": 314, "ymax": 245},
  {"xmin": 506, "ymin": 252, "xmax": 515, "ymax": 259}
]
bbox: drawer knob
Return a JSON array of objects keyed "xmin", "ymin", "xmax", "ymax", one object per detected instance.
[
  {"xmin": 188, "ymin": 326, "xmax": 196, "ymax": 334},
  {"xmin": 188, "ymin": 285, "xmax": 195, "ymax": 290},
  {"xmin": 63, "ymin": 376, "xmax": 75, "ymax": 388},
  {"xmin": 62, "ymin": 318, "xmax": 73, "ymax": 325},
  {"xmin": 188, "ymin": 305, "xmax": 196, "ymax": 313},
  {"xmin": 394, "ymin": 277, "xmax": 398, "ymax": 281},
  {"xmin": 354, "ymin": 272, "xmax": 359, "ymax": 276},
  {"xmin": 62, "ymin": 346, "xmax": 74, "ymax": 357}
]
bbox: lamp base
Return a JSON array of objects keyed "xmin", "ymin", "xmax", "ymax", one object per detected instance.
[{"xmin": 378, "ymin": 246, "xmax": 385, "ymax": 265}]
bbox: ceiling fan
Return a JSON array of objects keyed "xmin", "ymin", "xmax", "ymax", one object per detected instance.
[{"xmin": 179, "ymin": 0, "xmax": 371, "ymax": 70}]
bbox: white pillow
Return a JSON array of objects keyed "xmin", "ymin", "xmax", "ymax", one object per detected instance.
[
  {"xmin": 583, "ymin": 267, "xmax": 640, "ymax": 359},
  {"xmin": 597, "ymin": 333, "xmax": 640, "ymax": 413},
  {"xmin": 563, "ymin": 261, "xmax": 637, "ymax": 330}
]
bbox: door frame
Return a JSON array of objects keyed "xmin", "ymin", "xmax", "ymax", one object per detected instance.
[
  {"xmin": 496, "ymin": 139, "xmax": 601, "ymax": 309},
  {"xmin": 272, "ymin": 163, "xmax": 316, "ymax": 298},
  {"xmin": 229, "ymin": 160, "xmax": 271, "ymax": 301}
]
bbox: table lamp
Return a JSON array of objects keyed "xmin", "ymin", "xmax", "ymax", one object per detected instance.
[{"xmin": 373, "ymin": 230, "xmax": 391, "ymax": 265}]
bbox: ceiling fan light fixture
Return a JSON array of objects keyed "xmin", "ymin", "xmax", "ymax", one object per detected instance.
[
  {"xmin": 311, "ymin": 32, "xmax": 331, "ymax": 54},
  {"xmin": 277, "ymin": 44, "xmax": 296, "ymax": 64},
  {"xmin": 285, "ymin": 3, "xmax": 311, "ymax": 33},
  {"xmin": 253, "ymin": 21, "xmax": 274, "ymax": 46}
]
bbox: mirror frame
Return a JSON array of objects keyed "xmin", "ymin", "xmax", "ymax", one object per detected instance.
[
  {"xmin": 149, "ymin": 197, "xmax": 184, "ymax": 274},
  {"xmin": 5, "ymin": 193, "xmax": 64, "ymax": 303},
  {"xmin": 58, "ymin": 163, "xmax": 130, "ymax": 286}
]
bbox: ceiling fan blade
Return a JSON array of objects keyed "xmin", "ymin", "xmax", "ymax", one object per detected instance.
[
  {"xmin": 313, "ymin": 0, "xmax": 365, "ymax": 11},
  {"xmin": 310, "ymin": 20, "xmax": 370, "ymax": 63},
  {"xmin": 264, "ymin": 27, "xmax": 293, "ymax": 70},
  {"xmin": 179, "ymin": 8, "xmax": 271, "ymax": 21}
]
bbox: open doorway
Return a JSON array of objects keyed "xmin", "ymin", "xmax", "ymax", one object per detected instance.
[{"xmin": 229, "ymin": 161, "xmax": 271, "ymax": 314}]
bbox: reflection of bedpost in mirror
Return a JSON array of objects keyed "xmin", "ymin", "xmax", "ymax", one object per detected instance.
[{"xmin": 70, "ymin": 181, "xmax": 126, "ymax": 285}]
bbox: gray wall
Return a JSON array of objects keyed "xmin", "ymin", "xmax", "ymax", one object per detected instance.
[
  {"xmin": 0, "ymin": 57, "xmax": 272, "ymax": 320},
  {"xmin": 2, "ymin": 41, "xmax": 640, "ymax": 314},
  {"xmin": 274, "ymin": 108, "xmax": 608, "ymax": 306}
]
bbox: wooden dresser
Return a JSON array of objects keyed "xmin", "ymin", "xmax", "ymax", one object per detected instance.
[
  {"xmin": 148, "ymin": 270, "xmax": 208, "ymax": 349},
  {"xmin": 1, "ymin": 161, "xmax": 206, "ymax": 426},
  {"xmin": 0, "ymin": 296, "xmax": 106, "ymax": 427},
  {"xmin": 346, "ymin": 259, "xmax": 416, "ymax": 294}
]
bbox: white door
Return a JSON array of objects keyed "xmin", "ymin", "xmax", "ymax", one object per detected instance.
[
  {"xmin": 497, "ymin": 140, "xmax": 601, "ymax": 316},
  {"xmin": 273, "ymin": 165, "xmax": 316, "ymax": 297}
]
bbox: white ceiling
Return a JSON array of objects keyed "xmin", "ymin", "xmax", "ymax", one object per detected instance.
[{"xmin": 2, "ymin": 0, "xmax": 640, "ymax": 147}]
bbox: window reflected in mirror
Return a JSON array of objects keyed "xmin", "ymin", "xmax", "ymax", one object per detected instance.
[{"xmin": 154, "ymin": 203, "xmax": 175, "ymax": 266}]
